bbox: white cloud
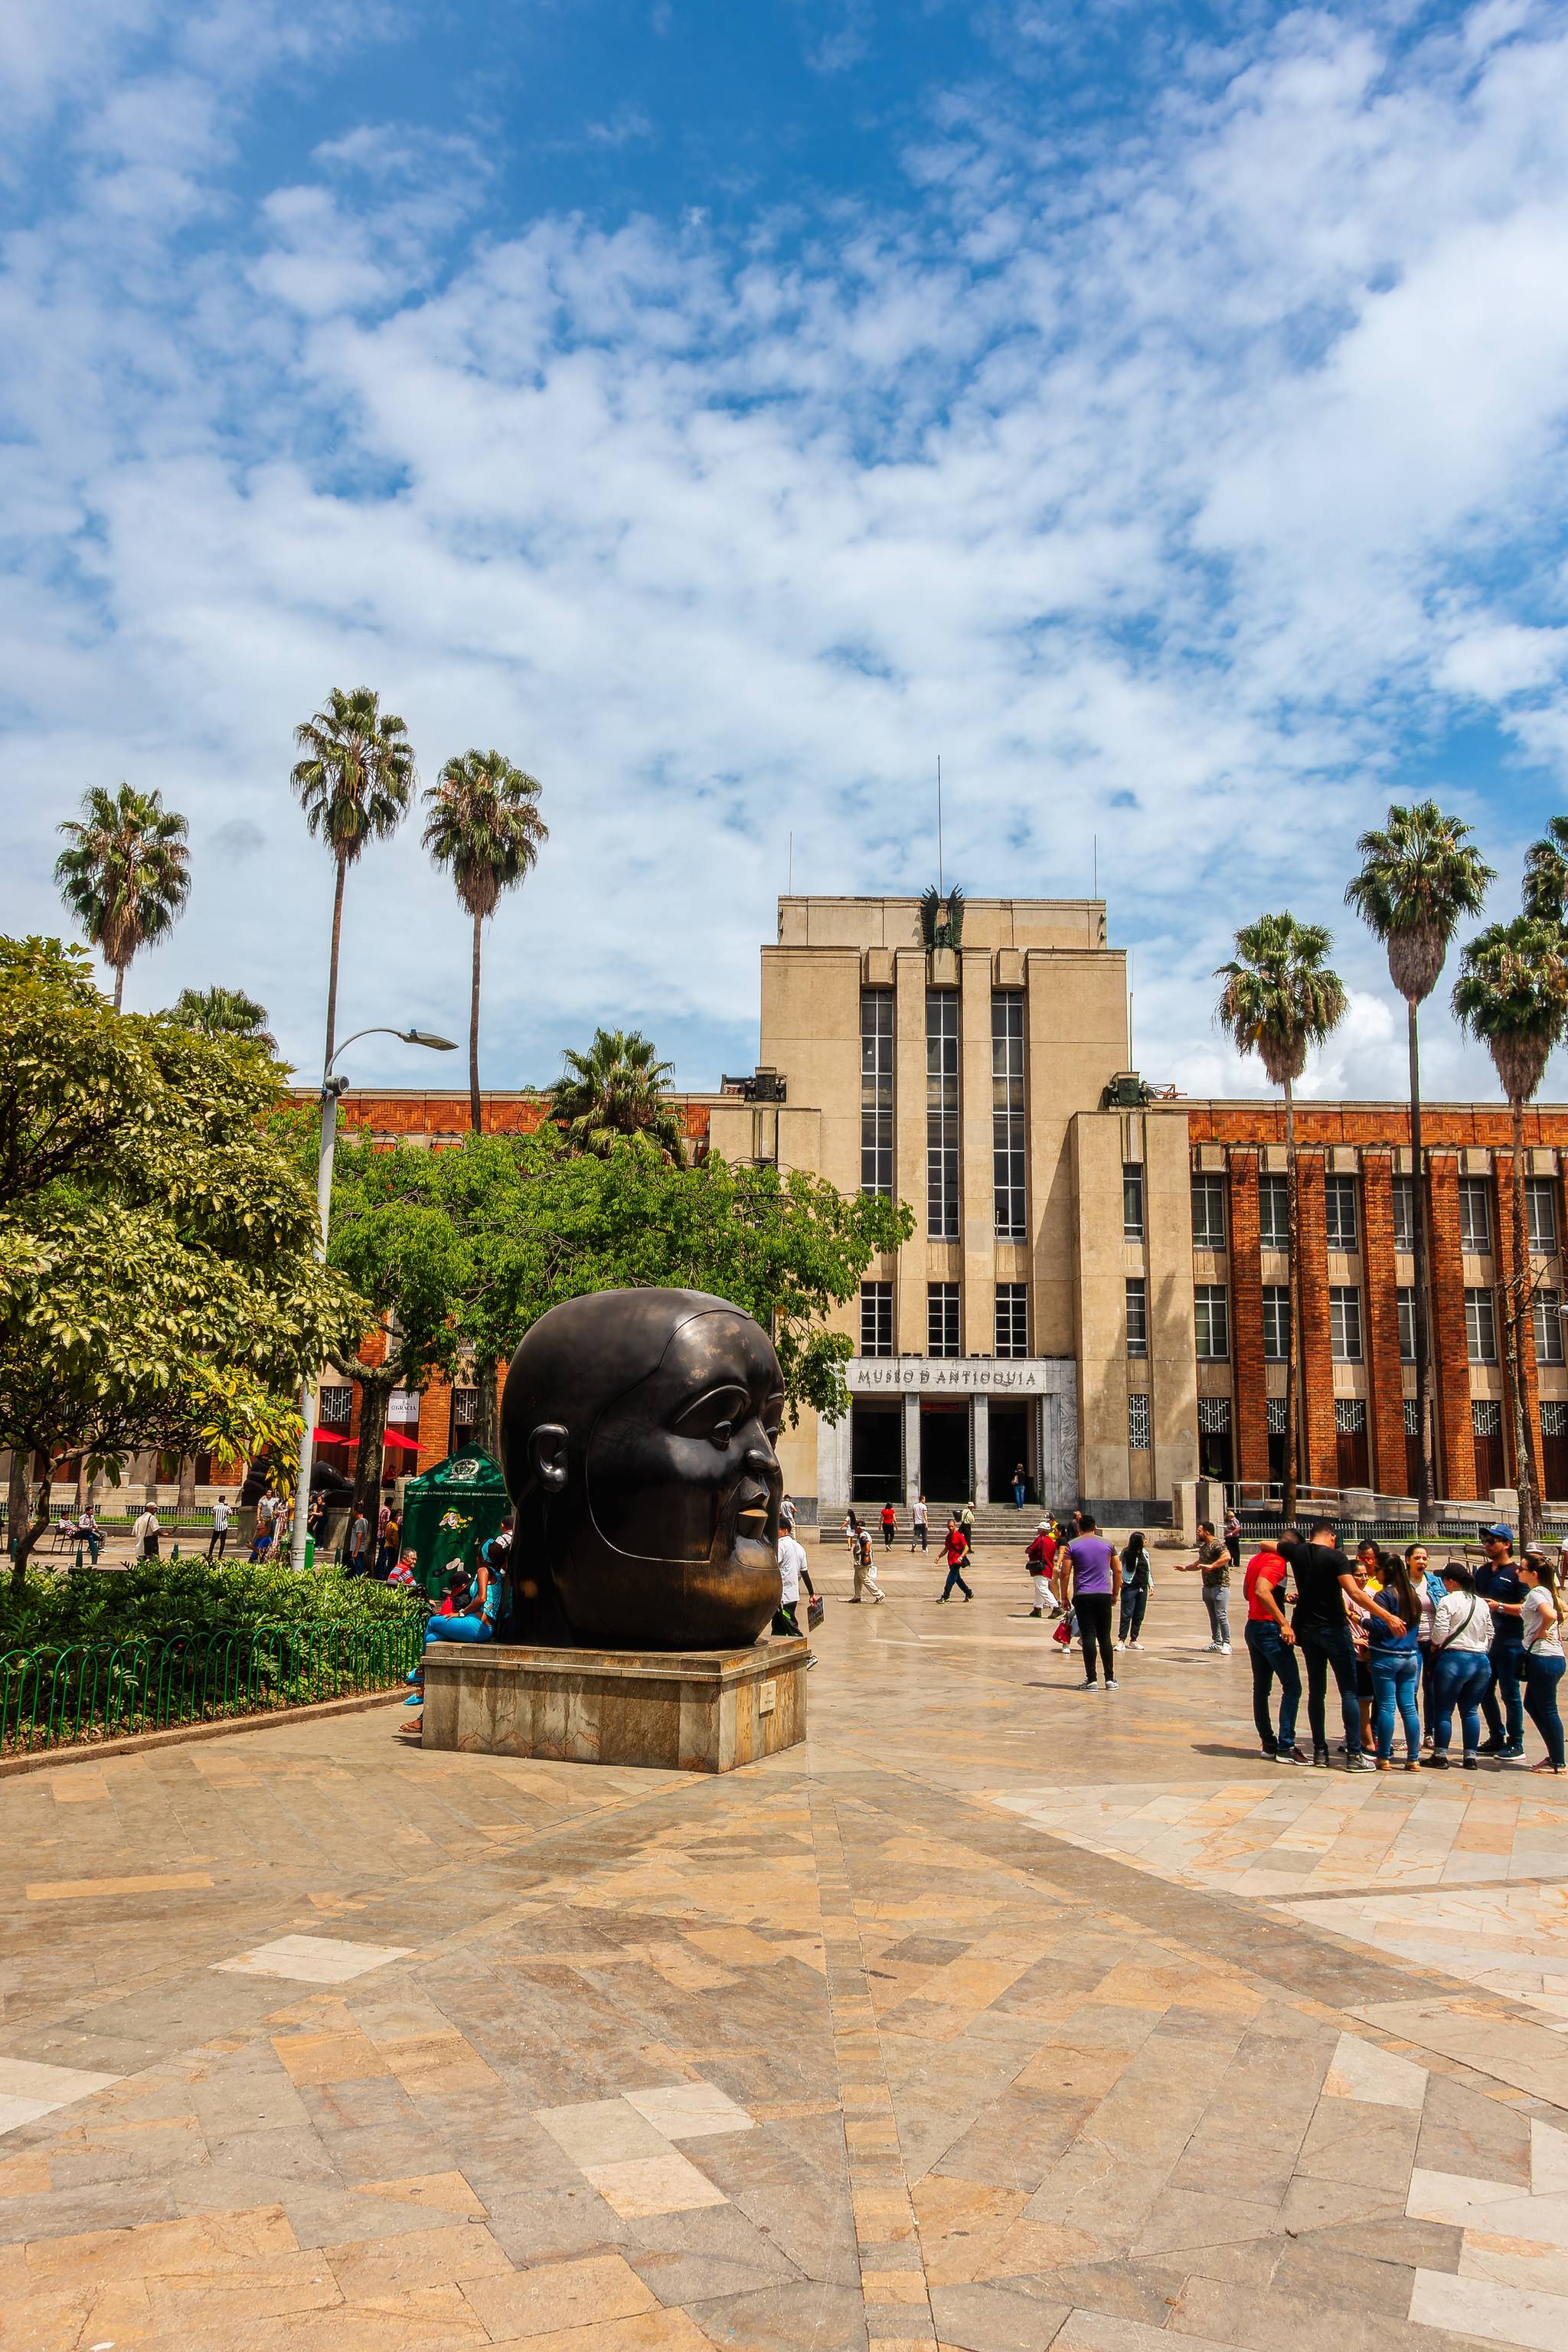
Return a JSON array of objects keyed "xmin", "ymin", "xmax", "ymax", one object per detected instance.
[{"xmin": 4, "ymin": 2, "xmax": 1568, "ymax": 1106}]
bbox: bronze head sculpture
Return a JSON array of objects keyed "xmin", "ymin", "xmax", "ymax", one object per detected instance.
[{"xmin": 499, "ymin": 1288, "xmax": 785, "ymax": 1650}]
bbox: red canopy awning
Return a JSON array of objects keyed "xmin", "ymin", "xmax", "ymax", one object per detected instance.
[
  {"xmin": 312, "ymin": 1427, "xmax": 353, "ymax": 1444},
  {"xmin": 382, "ymin": 1427, "xmax": 420, "ymax": 1452}
]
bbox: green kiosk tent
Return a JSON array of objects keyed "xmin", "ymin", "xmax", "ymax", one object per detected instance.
[{"xmin": 400, "ymin": 1449, "xmax": 511, "ymax": 1600}]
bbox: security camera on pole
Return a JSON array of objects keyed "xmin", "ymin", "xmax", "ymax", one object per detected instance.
[{"xmin": 289, "ymin": 1026, "xmax": 456, "ymax": 1574}]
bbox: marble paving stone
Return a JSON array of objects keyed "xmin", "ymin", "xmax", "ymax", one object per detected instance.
[
  {"xmin": 1322, "ymin": 2031, "xmax": 1429, "ymax": 2112},
  {"xmin": 584, "ymin": 2151, "xmax": 733, "ymax": 2218},
  {"xmin": 1410, "ymin": 2265, "xmax": 1568, "ymax": 2348},
  {"xmin": 0, "ymin": 2056, "xmax": 121, "ymax": 2137},
  {"xmin": 215, "ymin": 1935, "xmax": 416, "ymax": 1984},
  {"xmin": 624, "ymin": 2083, "xmax": 756, "ymax": 2140}
]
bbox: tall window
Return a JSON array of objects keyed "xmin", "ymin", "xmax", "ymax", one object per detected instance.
[
  {"xmin": 926, "ymin": 991, "xmax": 959, "ymax": 1238},
  {"xmin": 860, "ymin": 991, "xmax": 893, "ymax": 1197},
  {"xmin": 1128, "ymin": 1392, "xmax": 1151, "ymax": 1451},
  {"xmin": 861, "ymin": 1282, "xmax": 893, "ymax": 1357},
  {"xmin": 1325, "ymin": 1174, "xmax": 1358, "ymax": 1250},
  {"xmin": 1125, "ymin": 1277, "xmax": 1148, "ymax": 1357},
  {"xmin": 1465, "ymin": 1286, "xmax": 1498, "ymax": 1363},
  {"xmin": 1123, "ymin": 1162, "xmax": 1145, "ymax": 1241},
  {"xmin": 927, "ymin": 1282, "xmax": 959, "ymax": 1357},
  {"xmin": 1397, "ymin": 1285, "xmax": 1416, "ymax": 1364},
  {"xmin": 1262, "ymin": 1285, "xmax": 1289, "ymax": 1362},
  {"xmin": 319, "ymin": 1385, "xmax": 351, "ymax": 1433},
  {"xmin": 1527, "ymin": 1176, "xmax": 1560, "ymax": 1254},
  {"xmin": 1191, "ymin": 1172, "xmax": 1227, "ymax": 1249},
  {"xmin": 1534, "ymin": 1288, "xmax": 1565, "ymax": 1367},
  {"xmin": 992, "ymin": 994, "xmax": 1025, "ymax": 1240},
  {"xmin": 452, "ymin": 1387, "xmax": 478, "ymax": 1432},
  {"xmin": 1459, "ymin": 1176, "xmax": 1492, "ymax": 1253},
  {"xmin": 1259, "ymin": 1174, "xmax": 1289, "ymax": 1249},
  {"xmin": 995, "ymin": 1284, "xmax": 1028, "ymax": 1357},
  {"xmin": 1329, "ymin": 1285, "xmax": 1363, "ymax": 1361},
  {"xmin": 1194, "ymin": 1284, "xmax": 1229, "ymax": 1360},
  {"xmin": 1392, "ymin": 1175, "xmax": 1415, "ymax": 1252}
]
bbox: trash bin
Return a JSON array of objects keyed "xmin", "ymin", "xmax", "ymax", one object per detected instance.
[
  {"xmin": 303, "ymin": 1535, "xmax": 315, "ymax": 1573},
  {"xmin": 400, "ymin": 1448, "xmax": 509, "ymax": 1601}
]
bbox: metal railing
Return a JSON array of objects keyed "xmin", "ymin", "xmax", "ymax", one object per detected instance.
[{"xmin": 0, "ymin": 1616, "xmax": 424, "ymax": 1756}]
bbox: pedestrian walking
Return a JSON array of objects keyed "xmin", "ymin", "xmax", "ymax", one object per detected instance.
[
  {"xmin": 1223, "ymin": 1505, "xmax": 1242, "ymax": 1568},
  {"xmin": 780, "ymin": 1493, "xmax": 796, "ymax": 1537},
  {"xmin": 1475, "ymin": 1524, "xmax": 1527, "ymax": 1763},
  {"xmin": 910, "ymin": 1495, "xmax": 929, "ymax": 1552},
  {"xmin": 1364, "ymin": 1547, "xmax": 1422, "ymax": 1770},
  {"xmin": 1011, "ymin": 1461, "xmax": 1027, "ymax": 1510},
  {"xmin": 132, "ymin": 1503, "xmax": 160, "ymax": 1560},
  {"xmin": 1026, "ymin": 1518, "xmax": 1055, "ymax": 1616},
  {"xmin": 850, "ymin": 1518, "xmax": 885, "ymax": 1604},
  {"xmin": 1425, "ymin": 1563, "xmax": 1494, "ymax": 1769},
  {"xmin": 375, "ymin": 1508, "xmax": 400, "ymax": 1579},
  {"xmin": 1282, "ymin": 1520, "xmax": 1370, "ymax": 1769},
  {"xmin": 346, "ymin": 1508, "xmax": 371, "ymax": 1576},
  {"xmin": 773, "ymin": 1523, "xmax": 817, "ymax": 1660},
  {"xmin": 1117, "ymin": 1530, "xmax": 1152, "ymax": 1649},
  {"xmin": 206, "ymin": 1494, "xmax": 230, "ymax": 1560},
  {"xmin": 1243, "ymin": 1539, "xmax": 1301, "ymax": 1759},
  {"xmin": 880, "ymin": 1501, "xmax": 897, "ymax": 1551},
  {"xmin": 959, "ymin": 1501, "xmax": 975, "ymax": 1547},
  {"xmin": 1066, "ymin": 1514, "xmax": 1119, "ymax": 1689},
  {"xmin": 1519, "ymin": 1546, "xmax": 1564, "ymax": 1772},
  {"xmin": 1173, "ymin": 1521, "xmax": 1232, "ymax": 1652},
  {"xmin": 937, "ymin": 1514, "xmax": 974, "ymax": 1602}
]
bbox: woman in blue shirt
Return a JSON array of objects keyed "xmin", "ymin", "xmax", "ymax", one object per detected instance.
[{"xmin": 1364, "ymin": 1547, "xmax": 1422, "ymax": 1770}]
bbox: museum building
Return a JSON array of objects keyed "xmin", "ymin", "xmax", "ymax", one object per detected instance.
[{"xmin": 336, "ymin": 893, "xmax": 1568, "ymax": 1522}]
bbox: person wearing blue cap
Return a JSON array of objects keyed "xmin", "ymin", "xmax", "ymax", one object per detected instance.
[{"xmin": 1474, "ymin": 1524, "xmax": 1527, "ymax": 1764}]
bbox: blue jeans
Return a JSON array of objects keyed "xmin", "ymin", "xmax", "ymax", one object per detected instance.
[
  {"xmin": 1432, "ymin": 1649, "xmax": 1491, "ymax": 1755},
  {"xmin": 1482, "ymin": 1642, "xmax": 1525, "ymax": 1749},
  {"xmin": 1370, "ymin": 1648, "xmax": 1421, "ymax": 1762},
  {"xmin": 1245, "ymin": 1620, "xmax": 1300, "ymax": 1753},
  {"xmin": 423, "ymin": 1615, "xmax": 493, "ymax": 1650},
  {"xmin": 1524, "ymin": 1654, "xmax": 1565, "ymax": 1768}
]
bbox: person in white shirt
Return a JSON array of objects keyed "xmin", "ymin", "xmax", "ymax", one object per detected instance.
[
  {"xmin": 1519, "ymin": 1547, "xmax": 1564, "ymax": 1773},
  {"xmin": 132, "ymin": 1505, "xmax": 160, "ymax": 1560},
  {"xmin": 207, "ymin": 1494, "xmax": 230, "ymax": 1560},
  {"xmin": 1426, "ymin": 1564, "xmax": 1494, "ymax": 1771},
  {"xmin": 773, "ymin": 1530, "xmax": 818, "ymax": 1668},
  {"xmin": 779, "ymin": 1494, "xmax": 795, "ymax": 1537},
  {"xmin": 910, "ymin": 1496, "xmax": 929, "ymax": 1553}
]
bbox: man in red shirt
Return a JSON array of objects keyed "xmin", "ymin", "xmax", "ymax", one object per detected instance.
[
  {"xmin": 880, "ymin": 1501, "xmax": 897, "ymax": 1550},
  {"xmin": 1243, "ymin": 1542, "xmax": 1302, "ymax": 1762},
  {"xmin": 1026, "ymin": 1521, "xmax": 1055, "ymax": 1616}
]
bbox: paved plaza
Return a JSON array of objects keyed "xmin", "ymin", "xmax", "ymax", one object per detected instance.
[{"xmin": 3, "ymin": 1550, "xmax": 1568, "ymax": 2352}]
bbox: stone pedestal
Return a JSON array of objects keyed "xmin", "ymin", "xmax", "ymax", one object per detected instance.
[{"xmin": 420, "ymin": 1639, "xmax": 808, "ymax": 1773}]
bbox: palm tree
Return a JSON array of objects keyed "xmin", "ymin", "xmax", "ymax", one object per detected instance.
[
  {"xmin": 1452, "ymin": 917, "xmax": 1568, "ymax": 1545},
  {"xmin": 422, "ymin": 750, "xmax": 547, "ymax": 1131},
  {"xmin": 164, "ymin": 985, "xmax": 278, "ymax": 1055},
  {"xmin": 551, "ymin": 1028, "xmax": 688, "ymax": 1164},
  {"xmin": 1345, "ymin": 802, "xmax": 1494, "ymax": 1524},
  {"xmin": 54, "ymin": 784, "xmax": 191, "ymax": 1010},
  {"xmin": 1216, "ymin": 913, "xmax": 1348, "ymax": 1520},
  {"xmin": 1523, "ymin": 815, "xmax": 1568, "ymax": 926},
  {"xmin": 290, "ymin": 688, "xmax": 416, "ymax": 1071}
]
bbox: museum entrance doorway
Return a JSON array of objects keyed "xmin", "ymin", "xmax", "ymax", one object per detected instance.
[
  {"xmin": 851, "ymin": 1400, "xmax": 902, "ymax": 1506},
  {"xmin": 920, "ymin": 1400, "xmax": 970, "ymax": 1502},
  {"xmin": 988, "ymin": 1403, "xmax": 1031, "ymax": 1506}
]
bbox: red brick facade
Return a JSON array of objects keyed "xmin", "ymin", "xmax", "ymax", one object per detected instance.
[
  {"xmin": 1426, "ymin": 1153, "xmax": 1476, "ymax": 1498},
  {"xmin": 1292, "ymin": 1154, "xmax": 1338, "ymax": 1487},
  {"xmin": 1227, "ymin": 1151, "xmax": 1269, "ymax": 1486},
  {"xmin": 1360, "ymin": 1152, "xmax": 1407, "ymax": 1496}
]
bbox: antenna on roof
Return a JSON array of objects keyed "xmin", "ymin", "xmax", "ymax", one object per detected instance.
[
  {"xmin": 787, "ymin": 830, "xmax": 792, "ymax": 895},
  {"xmin": 1093, "ymin": 833, "xmax": 1099, "ymax": 900},
  {"xmin": 937, "ymin": 755, "xmax": 944, "ymax": 897}
]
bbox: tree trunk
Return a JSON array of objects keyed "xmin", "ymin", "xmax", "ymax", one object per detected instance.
[
  {"xmin": 349, "ymin": 1377, "xmax": 391, "ymax": 1533},
  {"xmin": 176, "ymin": 1453, "xmax": 198, "ymax": 1526},
  {"xmin": 113, "ymin": 962, "xmax": 126, "ymax": 1012},
  {"xmin": 1283, "ymin": 1077, "xmax": 1299, "ymax": 1524},
  {"xmin": 1407, "ymin": 998, "xmax": 1437, "ymax": 1533},
  {"xmin": 469, "ymin": 910, "xmax": 484, "ymax": 1134},
  {"xmin": 7, "ymin": 1449, "xmax": 29, "ymax": 1593},
  {"xmin": 10, "ymin": 1451, "xmax": 54, "ymax": 1591},
  {"xmin": 473, "ymin": 1358, "xmax": 501, "ymax": 1462},
  {"xmin": 1506, "ymin": 1100, "xmax": 1542, "ymax": 1544},
  {"xmin": 324, "ymin": 854, "xmax": 348, "ymax": 1073}
]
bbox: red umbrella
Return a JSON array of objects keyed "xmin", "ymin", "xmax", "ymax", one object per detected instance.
[
  {"xmin": 381, "ymin": 1428, "xmax": 420, "ymax": 1452},
  {"xmin": 312, "ymin": 1427, "xmax": 354, "ymax": 1444}
]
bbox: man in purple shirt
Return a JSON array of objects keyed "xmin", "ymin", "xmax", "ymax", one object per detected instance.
[{"xmin": 1066, "ymin": 1515, "xmax": 1122, "ymax": 1690}]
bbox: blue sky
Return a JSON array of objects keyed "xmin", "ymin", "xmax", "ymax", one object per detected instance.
[{"xmin": 5, "ymin": 1, "xmax": 1568, "ymax": 1099}]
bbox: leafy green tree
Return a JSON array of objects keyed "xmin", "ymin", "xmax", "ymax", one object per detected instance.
[
  {"xmin": 1523, "ymin": 815, "xmax": 1568, "ymax": 926},
  {"xmin": 54, "ymin": 784, "xmax": 190, "ymax": 1011},
  {"xmin": 290, "ymin": 687, "xmax": 416, "ymax": 1070},
  {"xmin": 164, "ymin": 985, "xmax": 278, "ymax": 1056},
  {"xmin": 1346, "ymin": 802, "xmax": 1494, "ymax": 1524},
  {"xmin": 422, "ymin": 750, "xmax": 547, "ymax": 1132},
  {"xmin": 551, "ymin": 1028, "xmax": 688, "ymax": 1164},
  {"xmin": 1453, "ymin": 917, "xmax": 1568, "ymax": 1544},
  {"xmin": 0, "ymin": 939, "xmax": 365, "ymax": 1586},
  {"xmin": 1216, "ymin": 913, "xmax": 1347, "ymax": 1519}
]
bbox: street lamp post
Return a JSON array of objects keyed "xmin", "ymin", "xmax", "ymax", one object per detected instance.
[{"xmin": 289, "ymin": 1025, "xmax": 456, "ymax": 1575}]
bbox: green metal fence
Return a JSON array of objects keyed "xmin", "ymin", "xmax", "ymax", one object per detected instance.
[{"xmin": 0, "ymin": 1616, "xmax": 425, "ymax": 1756}]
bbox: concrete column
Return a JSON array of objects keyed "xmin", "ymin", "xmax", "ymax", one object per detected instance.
[
  {"xmin": 817, "ymin": 1408, "xmax": 852, "ymax": 1513},
  {"xmin": 972, "ymin": 1394, "xmax": 990, "ymax": 1504},
  {"xmin": 903, "ymin": 1393, "xmax": 921, "ymax": 1505}
]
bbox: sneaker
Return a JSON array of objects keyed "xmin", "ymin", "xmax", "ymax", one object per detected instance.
[
  {"xmin": 848, "ymin": 1597, "xmax": 863, "ymax": 1605},
  {"xmin": 1203, "ymin": 1642, "xmax": 1221, "ymax": 1652},
  {"xmin": 1422, "ymin": 1753, "xmax": 1449, "ymax": 1769},
  {"xmin": 1275, "ymin": 1746, "xmax": 1305, "ymax": 1764},
  {"xmin": 1312, "ymin": 1749, "xmax": 1331, "ymax": 1768},
  {"xmin": 1078, "ymin": 1678, "xmax": 1099, "ymax": 1690},
  {"xmin": 1347, "ymin": 1753, "xmax": 1376, "ymax": 1772},
  {"xmin": 1462, "ymin": 1753, "xmax": 1481, "ymax": 1770},
  {"xmin": 1259, "ymin": 1746, "xmax": 1278, "ymax": 1761},
  {"xmin": 1499, "ymin": 1747, "xmax": 1527, "ymax": 1767},
  {"xmin": 1129, "ymin": 1640, "xmax": 1145, "ymax": 1651},
  {"xmin": 1029, "ymin": 1608, "xmax": 1044, "ymax": 1618},
  {"xmin": 1478, "ymin": 1740, "xmax": 1504, "ymax": 1757},
  {"xmin": 1219, "ymin": 1643, "xmax": 1232, "ymax": 1656},
  {"xmin": 1105, "ymin": 1678, "xmax": 1118, "ymax": 1690}
]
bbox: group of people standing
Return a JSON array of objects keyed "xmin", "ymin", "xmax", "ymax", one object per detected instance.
[{"xmin": 1242, "ymin": 1520, "xmax": 1564, "ymax": 1772}]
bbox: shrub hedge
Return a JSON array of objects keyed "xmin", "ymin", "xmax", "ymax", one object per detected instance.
[{"xmin": 0, "ymin": 1560, "xmax": 421, "ymax": 1651}]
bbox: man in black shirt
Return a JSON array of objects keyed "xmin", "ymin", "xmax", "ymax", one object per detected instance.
[
  {"xmin": 1282, "ymin": 1520, "xmax": 1370, "ymax": 1770},
  {"xmin": 1474, "ymin": 1523, "xmax": 1527, "ymax": 1762}
]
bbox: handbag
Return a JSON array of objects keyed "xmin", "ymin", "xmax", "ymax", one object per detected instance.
[
  {"xmin": 806, "ymin": 1595, "xmax": 825, "ymax": 1629},
  {"xmin": 1052, "ymin": 1616, "xmax": 1073, "ymax": 1648}
]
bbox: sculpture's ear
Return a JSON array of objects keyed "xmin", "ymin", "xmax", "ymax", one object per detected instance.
[{"xmin": 528, "ymin": 1423, "xmax": 570, "ymax": 1492}]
